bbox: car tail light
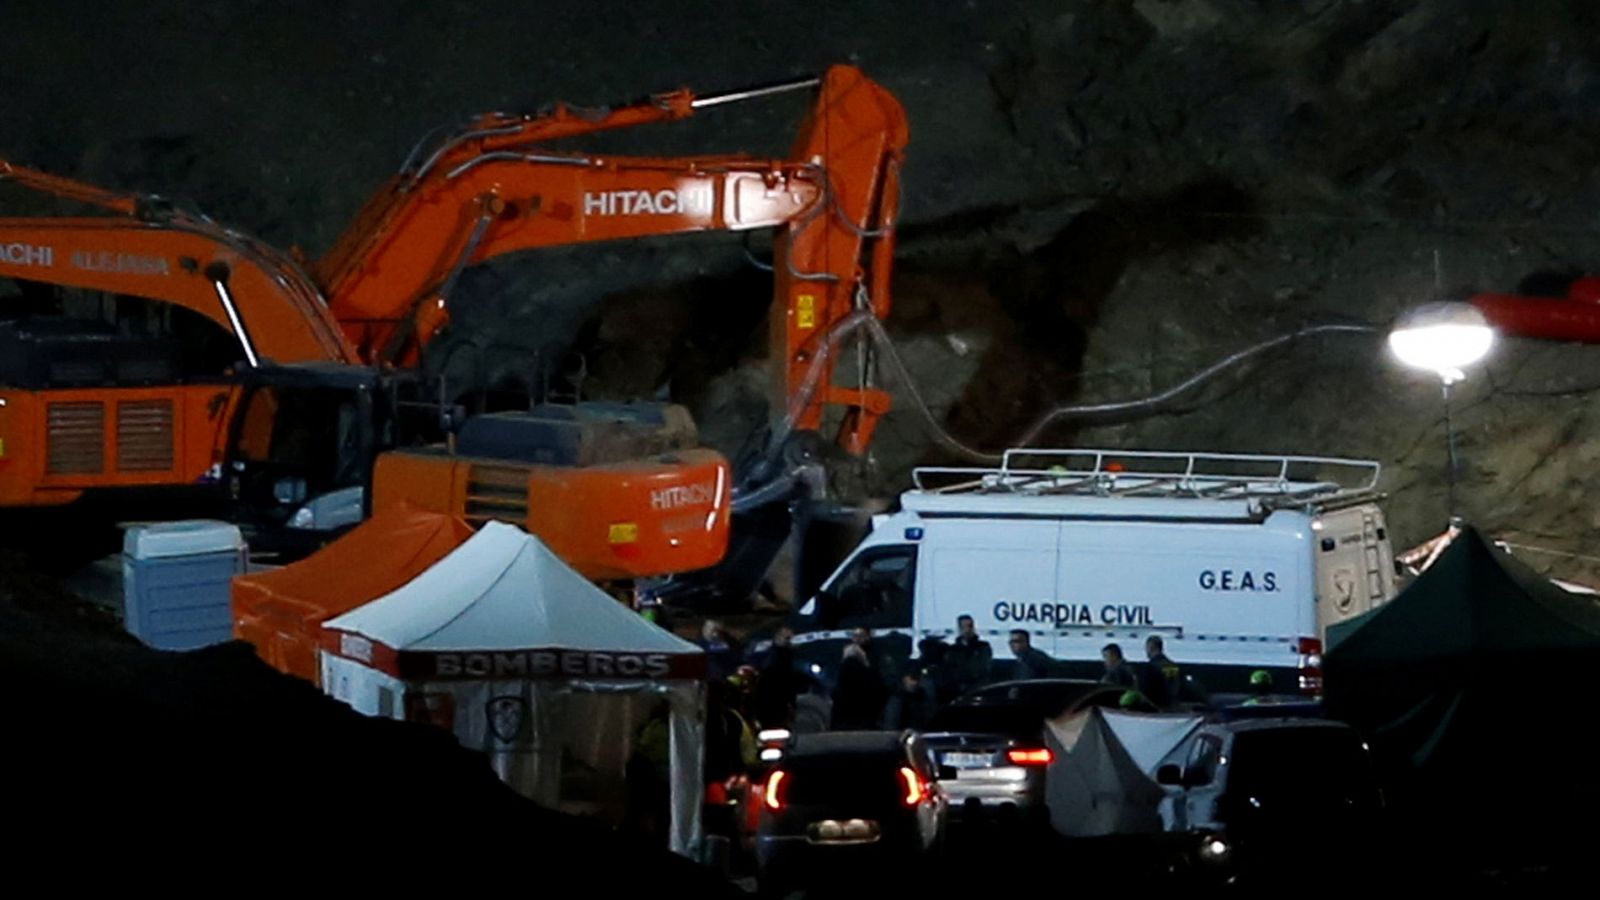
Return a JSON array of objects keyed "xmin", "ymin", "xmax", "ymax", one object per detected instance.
[
  {"xmin": 1297, "ymin": 636, "xmax": 1324, "ymax": 694},
  {"xmin": 898, "ymin": 766, "xmax": 926, "ymax": 806},
  {"xmin": 1006, "ymin": 747, "xmax": 1054, "ymax": 766},
  {"xmin": 764, "ymin": 770, "xmax": 787, "ymax": 811}
]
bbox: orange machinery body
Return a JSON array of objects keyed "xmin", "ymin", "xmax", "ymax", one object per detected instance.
[
  {"xmin": 1471, "ymin": 277, "xmax": 1600, "ymax": 343},
  {"xmin": 0, "ymin": 167, "xmax": 352, "ymax": 508},
  {"xmin": 0, "ymin": 63, "xmax": 906, "ymax": 596},
  {"xmin": 0, "ymin": 383, "xmax": 233, "ymax": 506},
  {"xmin": 370, "ymin": 446, "xmax": 731, "ymax": 582}
]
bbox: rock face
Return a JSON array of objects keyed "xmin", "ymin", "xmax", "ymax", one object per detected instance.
[{"xmin": 4, "ymin": 1, "xmax": 1600, "ymax": 578}]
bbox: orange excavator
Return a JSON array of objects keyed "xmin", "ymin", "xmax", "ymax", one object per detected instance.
[{"xmin": 0, "ymin": 66, "xmax": 907, "ymax": 592}]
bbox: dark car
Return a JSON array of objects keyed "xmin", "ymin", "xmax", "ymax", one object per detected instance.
[
  {"xmin": 1155, "ymin": 718, "xmax": 1384, "ymax": 882},
  {"xmin": 921, "ymin": 679, "xmax": 1121, "ymax": 823},
  {"xmin": 754, "ymin": 730, "xmax": 948, "ymax": 893}
]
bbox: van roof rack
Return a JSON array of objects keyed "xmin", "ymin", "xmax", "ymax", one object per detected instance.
[{"xmin": 910, "ymin": 449, "xmax": 1380, "ymax": 507}]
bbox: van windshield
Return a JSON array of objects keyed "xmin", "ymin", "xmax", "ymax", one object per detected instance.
[{"xmin": 803, "ymin": 545, "xmax": 917, "ymax": 630}]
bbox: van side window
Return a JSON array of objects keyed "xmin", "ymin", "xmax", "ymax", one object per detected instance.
[
  {"xmin": 817, "ymin": 546, "xmax": 916, "ymax": 630},
  {"xmin": 1185, "ymin": 735, "xmax": 1224, "ymax": 785}
]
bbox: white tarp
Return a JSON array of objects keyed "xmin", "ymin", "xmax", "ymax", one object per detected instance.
[
  {"xmin": 319, "ymin": 522, "xmax": 707, "ymax": 857},
  {"xmin": 323, "ymin": 520, "xmax": 700, "ymax": 659},
  {"xmin": 1100, "ymin": 710, "xmax": 1204, "ymax": 773},
  {"xmin": 1044, "ymin": 708, "xmax": 1203, "ymax": 838}
]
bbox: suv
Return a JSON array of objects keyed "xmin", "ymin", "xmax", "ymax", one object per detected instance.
[
  {"xmin": 755, "ymin": 731, "xmax": 948, "ymax": 893},
  {"xmin": 1156, "ymin": 718, "xmax": 1383, "ymax": 881},
  {"xmin": 922, "ymin": 679, "xmax": 1122, "ymax": 824}
]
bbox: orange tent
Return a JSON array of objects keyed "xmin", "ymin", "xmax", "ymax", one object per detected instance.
[{"xmin": 232, "ymin": 504, "xmax": 473, "ymax": 685}]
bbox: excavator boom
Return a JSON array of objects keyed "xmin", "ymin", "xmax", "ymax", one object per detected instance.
[
  {"xmin": 322, "ymin": 156, "xmax": 825, "ymax": 363},
  {"xmin": 313, "ymin": 65, "xmax": 907, "ymax": 453},
  {"xmin": 0, "ymin": 159, "xmax": 355, "ymax": 365},
  {"xmin": 0, "ymin": 217, "xmax": 353, "ymax": 364}
]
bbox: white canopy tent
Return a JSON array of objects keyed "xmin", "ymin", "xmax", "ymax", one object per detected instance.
[{"xmin": 319, "ymin": 521, "xmax": 707, "ymax": 856}]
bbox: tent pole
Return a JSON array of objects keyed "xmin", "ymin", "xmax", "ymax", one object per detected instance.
[{"xmin": 1441, "ymin": 377, "xmax": 1459, "ymax": 525}]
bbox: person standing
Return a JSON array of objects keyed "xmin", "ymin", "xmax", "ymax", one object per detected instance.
[
  {"xmin": 753, "ymin": 625, "xmax": 804, "ymax": 729},
  {"xmin": 1100, "ymin": 643, "xmax": 1139, "ymax": 689},
  {"xmin": 850, "ymin": 626, "xmax": 898, "ymax": 683},
  {"xmin": 944, "ymin": 614, "xmax": 993, "ymax": 699},
  {"xmin": 793, "ymin": 676, "xmax": 832, "ymax": 734},
  {"xmin": 1008, "ymin": 630, "xmax": 1058, "ymax": 680},
  {"xmin": 698, "ymin": 620, "xmax": 742, "ymax": 683},
  {"xmin": 913, "ymin": 635, "xmax": 949, "ymax": 696},
  {"xmin": 1140, "ymin": 635, "xmax": 1183, "ymax": 709},
  {"xmin": 881, "ymin": 670, "xmax": 937, "ymax": 731},
  {"xmin": 831, "ymin": 644, "xmax": 887, "ymax": 730},
  {"xmin": 625, "ymin": 700, "xmax": 673, "ymax": 843}
]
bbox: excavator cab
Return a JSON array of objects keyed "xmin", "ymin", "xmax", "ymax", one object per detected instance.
[{"xmin": 224, "ymin": 364, "xmax": 404, "ymax": 558}]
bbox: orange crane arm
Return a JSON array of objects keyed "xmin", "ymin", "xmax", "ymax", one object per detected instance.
[
  {"xmin": 312, "ymin": 84, "xmax": 700, "ymax": 301},
  {"xmin": 315, "ymin": 65, "xmax": 909, "ymax": 452},
  {"xmin": 0, "ymin": 161, "xmax": 356, "ymax": 365},
  {"xmin": 0, "ymin": 159, "xmax": 139, "ymax": 215},
  {"xmin": 772, "ymin": 66, "xmax": 906, "ymax": 454},
  {"xmin": 319, "ymin": 154, "xmax": 826, "ymax": 363}
]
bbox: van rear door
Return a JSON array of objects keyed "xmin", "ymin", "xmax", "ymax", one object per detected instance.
[
  {"xmin": 916, "ymin": 518, "xmax": 1060, "ymax": 659},
  {"xmin": 1313, "ymin": 505, "xmax": 1396, "ymax": 635}
]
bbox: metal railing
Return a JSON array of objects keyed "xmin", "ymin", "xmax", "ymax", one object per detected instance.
[{"xmin": 911, "ymin": 448, "xmax": 1381, "ymax": 504}]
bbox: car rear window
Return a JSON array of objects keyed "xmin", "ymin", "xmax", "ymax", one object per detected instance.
[
  {"xmin": 1229, "ymin": 728, "xmax": 1378, "ymax": 799},
  {"xmin": 781, "ymin": 754, "xmax": 904, "ymax": 805},
  {"xmin": 957, "ymin": 682, "xmax": 1100, "ymax": 716},
  {"xmin": 927, "ymin": 704, "xmax": 1045, "ymax": 738}
]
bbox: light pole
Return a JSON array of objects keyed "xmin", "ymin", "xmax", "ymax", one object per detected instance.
[{"xmin": 1388, "ymin": 302, "xmax": 1496, "ymax": 523}]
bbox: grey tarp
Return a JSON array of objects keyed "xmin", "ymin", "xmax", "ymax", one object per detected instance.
[{"xmin": 1044, "ymin": 707, "xmax": 1202, "ymax": 838}]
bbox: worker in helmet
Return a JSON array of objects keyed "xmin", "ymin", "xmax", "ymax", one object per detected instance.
[
  {"xmin": 626, "ymin": 699, "xmax": 673, "ymax": 843},
  {"xmin": 1242, "ymin": 670, "xmax": 1275, "ymax": 706},
  {"xmin": 725, "ymin": 669, "xmax": 761, "ymax": 769},
  {"xmin": 1118, "ymin": 689, "xmax": 1158, "ymax": 713}
]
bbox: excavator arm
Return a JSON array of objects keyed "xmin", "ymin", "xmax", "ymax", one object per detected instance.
[
  {"xmin": 319, "ymin": 155, "xmax": 825, "ymax": 364},
  {"xmin": 0, "ymin": 217, "xmax": 354, "ymax": 364},
  {"xmin": 0, "ymin": 162, "xmax": 356, "ymax": 365},
  {"xmin": 773, "ymin": 66, "xmax": 905, "ymax": 454},
  {"xmin": 315, "ymin": 65, "xmax": 908, "ymax": 454}
]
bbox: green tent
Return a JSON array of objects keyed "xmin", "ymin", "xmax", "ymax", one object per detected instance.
[
  {"xmin": 1324, "ymin": 525, "xmax": 1600, "ymax": 863},
  {"xmin": 1326, "ymin": 525, "xmax": 1600, "ymax": 662}
]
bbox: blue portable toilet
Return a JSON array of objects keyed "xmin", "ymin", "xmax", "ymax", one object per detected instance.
[{"xmin": 122, "ymin": 520, "xmax": 247, "ymax": 651}]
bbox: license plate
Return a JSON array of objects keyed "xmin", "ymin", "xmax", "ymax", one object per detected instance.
[
  {"xmin": 808, "ymin": 819, "xmax": 880, "ymax": 844},
  {"xmin": 943, "ymin": 752, "xmax": 992, "ymax": 768}
]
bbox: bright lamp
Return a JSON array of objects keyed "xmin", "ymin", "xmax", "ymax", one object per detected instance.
[{"xmin": 1387, "ymin": 302, "xmax": 1494, "ymax": 383}]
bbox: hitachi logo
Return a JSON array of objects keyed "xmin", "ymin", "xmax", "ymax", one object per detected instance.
[
  {"xmin": 1, "ymin": 242, "xmax": 53, "ymax": 267},
  {"xmin": 72, "ymin": 250, "xmax": 170, "ymax": 275},
  {"xmin": 583, "ymin": 188, "xmax": 714, "ymax": 217},
  {"xmin": 650, "ymin": 481, "xmax": 717, "ymax": 511}
]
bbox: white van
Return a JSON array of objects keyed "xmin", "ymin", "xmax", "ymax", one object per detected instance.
[{"xmin": 782, "ymin": 449, "xmax": 1396, "ymax": 695}]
